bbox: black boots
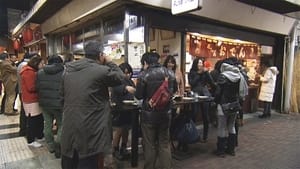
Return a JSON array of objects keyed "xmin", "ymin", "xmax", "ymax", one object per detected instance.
[
  {"xmin": 258, "ymin": 113, "xmax": 271, "ymax": 118},
  {"xmin": 215, "ymin": 137, "xmax": 226, "ymax": 157},
  {"xmin": 225, "ymin": 134, "xmax": 236, "ymax": 156},
  {"xmin": 113, "ymin": 144, "xmax": 129, "ymax": 160},
  {"xmin": 215, "ymin": 134, "xmax": 236, "ymax": 157}
]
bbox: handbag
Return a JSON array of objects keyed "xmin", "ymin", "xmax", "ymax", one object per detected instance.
[
  {"xmin": 221, "ymin": 100, "xmax": 241, "ymax": 116},
  {"xmin": 176, "ymin": 119, "xmax": 200, "ymax": 144}
]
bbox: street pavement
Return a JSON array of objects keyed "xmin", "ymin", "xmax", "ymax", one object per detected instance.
[{"xmin": 0, "ymin": 111, "xmax": 299, "ymax": 169}]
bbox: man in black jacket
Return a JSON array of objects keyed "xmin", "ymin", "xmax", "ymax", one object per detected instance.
[
  {"xmin": 36, "ymin": 55, "xmax": 64, "ymax": 158},
  {"xmin": 135, "ymin": 52, "xmax": 177, "ymax": 169}
]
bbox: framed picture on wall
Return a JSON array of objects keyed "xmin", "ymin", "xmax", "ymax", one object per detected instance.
[{"xmin": 160, "ymin": 30, "xmax": 176, "ymax": 40}]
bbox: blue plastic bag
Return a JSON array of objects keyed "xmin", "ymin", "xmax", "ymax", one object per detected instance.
[{"xmin": 176, "ymin": 119, "xmax": 200, "ymax": 144}]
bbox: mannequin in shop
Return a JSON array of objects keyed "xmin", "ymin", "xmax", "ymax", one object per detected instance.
[{"xmin": 188, "ymin": 57, "xmax": 217, "ymax": 143}]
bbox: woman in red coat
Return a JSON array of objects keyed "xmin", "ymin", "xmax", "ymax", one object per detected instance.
[{"xmin": 20, "ymin": 54, "xmax": 45, "ymax": 148}]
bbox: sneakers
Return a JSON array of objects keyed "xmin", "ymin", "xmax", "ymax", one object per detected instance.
[
  {"xmin": 36, "ymin": 137, "xmax": 45, "ymax": 142},
  {"xmin": 28, "ymin": 141, "xmax": 42, "ymax": 148}
]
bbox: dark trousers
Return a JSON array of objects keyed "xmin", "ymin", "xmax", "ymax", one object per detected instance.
[
  {"xmin": 19, "ymin": 94, "xmax": 27, "ymax": 135},
  {"xmin": 192, "ymin": 102, "xmax": 209, "ymax": 140},
  {"xmin": 263, "ymin": 101, "xmax": 271, "ymax": 115},
  {"xmin": 61, "ymin": 150, "xmax": 103, "ymax": 169},
  {"xmin": 27, "ymin": 114, "xmax": 44, "ymax": 143}
]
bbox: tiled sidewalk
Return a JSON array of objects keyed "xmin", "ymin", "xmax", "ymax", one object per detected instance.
[{"xmin": 0, "ymin": 111, "xmax": 300, "ymax": 169}]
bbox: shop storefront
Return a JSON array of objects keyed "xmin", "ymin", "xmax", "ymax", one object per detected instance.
[
  {"xmin": 12, "ymin": 23, "xmax": 46, "ymax": 60},
  {"xmin": 33, "ymin": 0, "xmax": 291, "ymax": 112},
  {"xmin": 145, "ymin": 8, "xmax": 285, "ymax": 112}
]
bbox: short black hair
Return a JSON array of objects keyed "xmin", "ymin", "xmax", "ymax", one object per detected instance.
[
  {"xmin": 140, "ymin": 52, "xmax": 159, "ymax": 66},
  {"xmin": 261, "ymin": 59, "xmax": 272, "ymax": 67},
  {"xmin": 48, "ymin": 54, "xmax": 63, "ymax": 65},
  {"xmin": 84, "ymin": 41, "xmax": 103, "ymax": 60},
  {"xmin": 0, "ymin": 53, "xmax": 8, "ymax": 60}
]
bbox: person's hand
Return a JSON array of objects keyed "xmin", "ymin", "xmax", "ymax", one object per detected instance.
[
  {"xmin": 126, "ymin": 86, "xmax": 136, "ymax": 94},
  {"xmin": 103, "ymin": 54, "xmax": 112, "ymax": 64}
]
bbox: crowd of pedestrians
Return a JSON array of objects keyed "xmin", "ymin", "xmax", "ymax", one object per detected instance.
[{"xmin": 0, "ymin": 40, "xmax": 279, "ymax": 169}]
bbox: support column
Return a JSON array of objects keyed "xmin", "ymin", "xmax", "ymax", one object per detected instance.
[{"xmin": 284, "ymin": 21, "xmax": 298, "ymax": 113}]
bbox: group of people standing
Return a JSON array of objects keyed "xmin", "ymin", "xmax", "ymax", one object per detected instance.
[
  {"xmin": 0, "ymin": 39, "xmax": 278, "ymax": 169},
  {"xmin": 0, "ymin": 51, "xmax": 73, "ymax": 159}
]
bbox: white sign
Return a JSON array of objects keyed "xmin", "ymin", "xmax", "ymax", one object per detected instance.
[{"xmin": 171, "ymin": 0, "xmax": 202, "ymax": 15}]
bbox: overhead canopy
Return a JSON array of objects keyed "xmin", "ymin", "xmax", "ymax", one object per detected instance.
[
  {"xmin": 237, "ymin": 0, "xmax": 300, "ymax": 19},
  {"xmin": 11, "ymin": 0, "xmax": 71, "ymax": 35}
]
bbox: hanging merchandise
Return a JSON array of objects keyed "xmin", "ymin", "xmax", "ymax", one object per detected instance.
[
  {"xmin": 22, "ymin": 27, "xmax": 33, "ymax": 44},
  {"xmin": 13, "ymin": 39, "xmax": 20, "ymax": 50}
]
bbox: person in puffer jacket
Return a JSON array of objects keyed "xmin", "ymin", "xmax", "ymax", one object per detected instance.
[
  {"xmin": 36, "ymin": 54, "xmax": 64, "ymax": 158},
  {"xmin": 135, "ymin": 52, "xmax": 177, "ymax": 169},
  {"xmin": 214, "ymin": 60, "xmax": 240, "ymax": 157},
  {"xmin": 258, "ymin": 59, "xmax": 279, "ymax": 118}
]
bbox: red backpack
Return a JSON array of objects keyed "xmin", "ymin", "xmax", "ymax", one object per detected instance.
[{"xmin": 148, "ymin": 77, "xmax": 171, "ymax": 110}]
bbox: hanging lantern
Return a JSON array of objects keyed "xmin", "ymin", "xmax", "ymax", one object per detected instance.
[
  {"xmin": 22, "ymin": 27, "xmax": 33, "ymax": 43},
  {"xmin": 13, "ymin": 39, "xmax": 20, "ymax": 50}
]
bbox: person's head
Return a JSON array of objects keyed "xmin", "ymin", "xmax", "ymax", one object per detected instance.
[
  {"xmin": 163, "ymin": 55, "xmax": 177, "ymax": 71},
  {"xmin": 213, "ymin": 59, "xmax": 223, "ymax": 73},
  {"xmin": 140, "ymin": 52, "xmax": 160, "ymax": 70},
  {"xmin": 60, "ymin": 52, "xmax": 74, "ymax": 64},
  {"xmin": 47, "ymin": 54, "xmax": 63, "ymax": 65},
  {"xmin": 84, "ymin": 41, "xmax": 104, "ymax": 63},
  {"xmin": 190, "ymin": 57, "xmax": 205, "ymax": 72},
  {"xmin": 9, "ymin": 54, "xmax": 17, "ymax": 63},
  {"xmin": 27, "ymin": 54, "xmax": 44, "ymax": 70},
  {"xmin": 119, "ymin": 62, "xmax": 133, "ymax": 79},
  {"xmin": 260, "ymin": 59, "xmax": 271, "ymax": 68},
  {"xmin": 0, "ymin": 53, "xmax": 8, "ymax": 61},
  {"xmin": 223, "ymin": 57, "xmax": 239, "ymax": 66},
  {"xmin": 24, "ymin": 52, "xmax": 36, "ymax": 60}
]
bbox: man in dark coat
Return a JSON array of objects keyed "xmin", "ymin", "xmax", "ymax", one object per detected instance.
[
  {"xmin": 135, "ymin": 52, "xmax": 177, "ymax": 169},
  {"xmin": 60, "ymin": 41, "xmax": 124, "ymax": 169},
  {"xmin": 36, "ymin": 55, "xmax": 64, "ymax": 158}
]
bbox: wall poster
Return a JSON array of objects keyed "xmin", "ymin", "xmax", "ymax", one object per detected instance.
[{"xmin": 128, "ymin": 42, "xmax": 146, "ymax": 69}]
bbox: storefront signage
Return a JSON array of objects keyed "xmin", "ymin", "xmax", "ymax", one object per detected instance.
[
  {"xmin": 189, "ymin": 35, "xmax": 260, "ymax": 59},
  {"xmin": 171, "ymin": 0, "xmax": 203, "ymax": 15}
]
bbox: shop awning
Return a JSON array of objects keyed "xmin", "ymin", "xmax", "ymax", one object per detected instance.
[
  {"xmin": 236, "ymin": 0, "xmax": 300, "ymax": 19},
  {"xmin": 12, "ymin": 0, "xmax": 71, "ymax": 36}
]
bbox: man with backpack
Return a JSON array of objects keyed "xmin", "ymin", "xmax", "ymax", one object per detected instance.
[{"xmin": 135, "ymin": 52, "xmax": 177, "ymax": 169}]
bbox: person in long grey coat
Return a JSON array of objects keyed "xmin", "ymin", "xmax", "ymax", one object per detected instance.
[{"xmin": 60, "ymin": 41, "xmax": 124, "ymax": 169}]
